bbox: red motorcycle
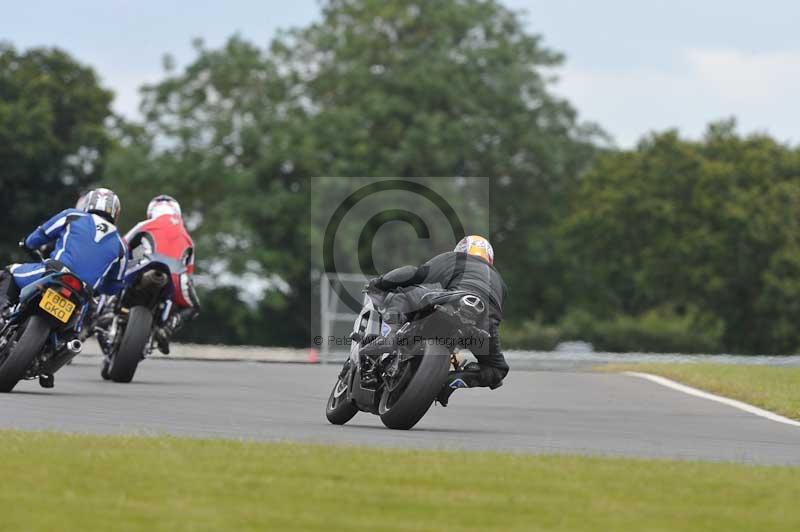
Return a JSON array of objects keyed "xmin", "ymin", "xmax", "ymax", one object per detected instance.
[{"xmin": 96, "ymin": 219, "xmax": 193, "ymax": 383}]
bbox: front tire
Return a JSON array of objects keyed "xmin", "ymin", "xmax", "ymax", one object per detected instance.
[
  {"xmin": 325, "ymin": 361, "xmax": 359, "ymax": 425},
  {"xmin": 107, "ymin": 306, "xmax": 153, "ymax": 383},
  {"xmin": 0, "ymin": 315, "xmax": 51, "ymax": 393},
  {"xmin": 379, "ymin": 340, "xmax": 451, "ymax": 430}
]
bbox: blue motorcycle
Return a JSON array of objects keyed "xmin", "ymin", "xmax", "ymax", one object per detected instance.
[{"xmin": 0, "ymin": 252, "xmax": 91, "ymax": 392}]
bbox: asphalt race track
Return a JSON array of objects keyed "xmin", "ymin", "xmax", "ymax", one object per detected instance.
[{"xmin": 1, "ymin": 359, "xmax": 799, "ymax": 465}]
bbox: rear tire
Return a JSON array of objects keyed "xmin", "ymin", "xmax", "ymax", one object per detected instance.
[
  {"xmin": 379, "ymin": 340, "xmax": 450, "ymax": 430},
  {"xmin": 0, "ymin": 315, "xmax": 51, "ymax": 393},
  {"xmin": 325, "ymin": 361, "xmax": 359, "ymax": 425},
  {"xmin": 108, "ymin": 306, "xmax": 153, "ymax": 383}
]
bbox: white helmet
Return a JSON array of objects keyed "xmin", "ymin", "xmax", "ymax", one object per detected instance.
[
  {"xmin": 82, "ymin": 188, "xmax": 122, "ymax": 224},
  {"xmin": 147, "ymin": 195, "xmax": 182, "ymax": 219},
  {"xmin": 454, "ymin": 235, "xmax": 494, "ymax": 265}
]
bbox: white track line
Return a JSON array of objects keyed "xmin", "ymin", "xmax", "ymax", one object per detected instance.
[{"xmin": 624, "ymin": 371, "xmax": 800, "ymax": 428}]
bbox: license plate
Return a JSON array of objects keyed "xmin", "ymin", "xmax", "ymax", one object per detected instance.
[{"xmin": 39, "ymin": 288, "xmax": 76, "ymax": 323}]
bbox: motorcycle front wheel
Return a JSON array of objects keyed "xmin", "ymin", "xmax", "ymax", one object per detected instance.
[{"xmin": 325, "ymin": 360, "xmax": 359, "ymax": 425}]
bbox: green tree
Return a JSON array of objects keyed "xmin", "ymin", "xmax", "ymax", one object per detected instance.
[
  {"xmin": 274, "ymin": 0, "xmax": 601, "ymax": 321},
  {"xmin": 107, "ymin": 0, "xmax": 601, "ymax": 345},
  {"xmin": 564, "ymin": 121, "xmax": 800, "ymax": 353},
  {"xmin": 0, "ymin": 44, "xmax": 113, "ymax": 261},
  {"xmin": 106, "ymin": 37, "xmax": 310, "ymax": 344}
]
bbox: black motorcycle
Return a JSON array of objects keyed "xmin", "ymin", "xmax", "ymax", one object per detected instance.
[
  {"xmin": 96, "ymin": 250, "xmax": 186, "ymax": 383},
  {"xmin": 0, "ymin": 255, "xmax": 90, "ymax": 392},
  {"xmin": 325, "ymin": 286, "xmax": 489, "ymax": 430}
]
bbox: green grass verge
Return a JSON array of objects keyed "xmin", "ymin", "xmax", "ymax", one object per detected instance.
[
  {"xmin": 603, "ymin": 363, "xmax": 800, "ymax": 421},
  {"xmin": 1, "ymin": 431, "xmax": 799, "ymax": 531}
]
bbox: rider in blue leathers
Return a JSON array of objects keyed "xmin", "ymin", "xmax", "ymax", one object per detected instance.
[{"xmin": 0, "ymin": 189, "xmax": 128, "ymax": 317}]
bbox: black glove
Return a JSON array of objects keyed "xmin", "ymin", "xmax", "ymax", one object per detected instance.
[
  {"xmin": 17, "ymin": 239, "xmax": 28, "ymax": 250},
  {"xmin": 38, "ymin": 242, "xmax": 55, "ymax": 257},
  {"xmin": 366, "ymin": 276, "xmax": 383, "ymax": 292}
]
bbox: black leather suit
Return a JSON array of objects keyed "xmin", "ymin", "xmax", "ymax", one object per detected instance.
[{"xmin": 373, "ymin": 251, "xmax": 509, "ymax": 388}]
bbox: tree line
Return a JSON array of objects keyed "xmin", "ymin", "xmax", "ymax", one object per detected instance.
[{"xmin": 2, "ymin": 0, "xmax": 799, "ymax": 354}]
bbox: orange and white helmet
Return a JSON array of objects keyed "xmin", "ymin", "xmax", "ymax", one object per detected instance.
[
  {"xmin": 147, "ymin": 195, "xmax": 182, "ymax": 219},
  {"xmin": 454, "ymin": 235, "xmax": 494, "ymax": 265}
]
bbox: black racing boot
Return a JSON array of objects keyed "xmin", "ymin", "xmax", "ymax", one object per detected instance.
[
  {"xmin": 0, "ymin": 271, "xmax": 19, "ymax": 326},
  {"xmin": 436, "ymin": 363, "xmax": 485, "ymax": 407},
  {"xmin": 0, "ymin": 303, "xmax": 10, "ymax": 329},
  {"xmin": 155, "ymin": 309, "xmax": 196, "ymax": 355},
  {"xmin": 154, "ymin": 327, "xmax": 171, "ymax": 355},
  {"xmin": 154, "ymin": 314, "xmax": 179, "ymax": 355},
  {"xmin": 39, "ymin": 373, "xmax": 54, "ymax": 389},
  {"xmin": 0, "ymin": 300, "xmax": 17, "ymax": 330}
]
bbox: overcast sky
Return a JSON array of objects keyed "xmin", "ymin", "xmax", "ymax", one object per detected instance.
[{"xmin": 3, "ymin": 0, "xmax": 798, "ymax": 147}]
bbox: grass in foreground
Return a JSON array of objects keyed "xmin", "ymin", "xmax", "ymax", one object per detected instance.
[
  {"xmin": 603, "ymin": 363, "xmax": 800, "ymax": 420},
  {"xmin": 0, "ymin": 431, "xmax": 799, "ymax": 531}
]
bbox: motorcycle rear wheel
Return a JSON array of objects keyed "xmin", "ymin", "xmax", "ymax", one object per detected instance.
[
  {"xmin": 0, "ymin": 315, "xmax": 51, "ymax": 393},
  {"xmin": 378, "ymin": 340, "xmax": 450, "ymax": 430},
  {"xmin": 107, "ymin": 306, "xmax": 153, "ymax": 383}
]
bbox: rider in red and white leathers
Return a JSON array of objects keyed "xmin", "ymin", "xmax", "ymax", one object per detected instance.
[{"xmin": 125, "ymin": 195, "xmax": 200, "ymax": 354}]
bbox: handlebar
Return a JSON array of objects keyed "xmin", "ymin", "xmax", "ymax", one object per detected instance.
[{"xmin": 19, "ymin": 240, "xmax": 44, "ymax": 262}]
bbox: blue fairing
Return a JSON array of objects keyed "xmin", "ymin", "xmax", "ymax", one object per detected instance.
[{"xmin": 12, "ymin": 272, "xmax": 92, "ymax": 334}]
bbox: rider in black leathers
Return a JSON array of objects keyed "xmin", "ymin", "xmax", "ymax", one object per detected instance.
[{"xmin": 361, "ymin": 235, "xmax": 508, "ymax": 406}]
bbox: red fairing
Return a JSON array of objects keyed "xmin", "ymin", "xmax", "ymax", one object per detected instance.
[{"xmin": 127, "ymin": 214, "xmax": 195, "ymax": 307}]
